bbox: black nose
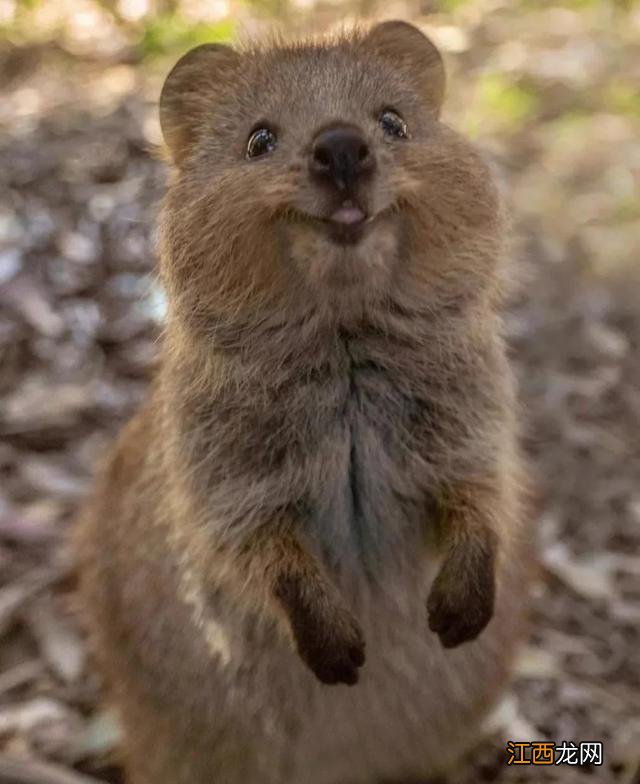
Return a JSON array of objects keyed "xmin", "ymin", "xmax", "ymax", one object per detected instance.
[{"xmin": 310, "ymin": 125, "xmax": 375, "ymax": 191}]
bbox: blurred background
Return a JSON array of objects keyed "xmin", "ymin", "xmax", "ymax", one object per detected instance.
[{"xmin": 0, "ymin": 1, "xmax": 639, "ymax": 782}]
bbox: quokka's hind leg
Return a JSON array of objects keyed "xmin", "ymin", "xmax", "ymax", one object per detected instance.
[{"xmin": 115, "ymin": 687, "xmax": 269, "ymax": 784}]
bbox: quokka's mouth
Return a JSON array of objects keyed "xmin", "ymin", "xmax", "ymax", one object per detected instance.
[
  {"xmin": 324, "ymin": 202, "xmax": 368, "ymax": 245},
  {"xmin": 329, "ymin": 202, "xmax": 367, "ymax": 226},
  {"xmin": 285, "ymin": 203, "xmax": 389, "ymax": 246}
]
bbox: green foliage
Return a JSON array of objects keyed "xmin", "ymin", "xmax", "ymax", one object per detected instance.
[
  {"xmin": 478, "ymin": 74, "xmax": 539, "ymax": 123},
  {"xmin": 605, "ymin": 82, "xmax": 640, "ymax": 119},
  {"xmin": 613, "ymin": 196, "xmax": 640, "ymax": 222},
  {"xmin": 464, "ymin": 73, "xmax": 539, "ymax": 137},
  {"xmin": 437, "ymin": 0, "xmax": 473, "ymax": 11},
  {"xmin": 245, "ymin": 0, "xmax": 290, "ymax": 17},
  {"xmin": 139, "ymin": 14, "xmax": 236, "ymax": 58},
  {"xmin": 547, "ymin": 111, "xmax": 590, "ymax": 143},
  {"xmin": 518, "ymin": 0, "xmax": 603, "ymax": 7}
]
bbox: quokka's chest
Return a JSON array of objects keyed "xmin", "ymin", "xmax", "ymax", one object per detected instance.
[
  {"xmin": 250, "ymin": 351, "xmax": 443, "ymax": 573},
  {"xmin": 193, "ymin": 339, "xmax": 450, "ymax": 562},
  {"xmin": 205, "ymin": 343, "xmax": 435, "ymax": 479}
]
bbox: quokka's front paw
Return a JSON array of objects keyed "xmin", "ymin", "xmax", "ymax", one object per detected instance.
[
  {"xmin": 275, "ymin": 575, "xmax": 365, "ymax": 685},
  {"xmin": 427, "ymin": 537, "xmax": 496, "ymax": 649},
  {"xmin": 293, "ymin": 607, "xmax": 366, "ymax": 686}
]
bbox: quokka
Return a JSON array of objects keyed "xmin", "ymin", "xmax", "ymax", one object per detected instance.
[{"xmin": 76, "ymin": 21, "xmax": 530, "ymax": 784}]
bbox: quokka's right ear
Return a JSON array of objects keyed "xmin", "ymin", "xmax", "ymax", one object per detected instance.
[
  {"xmin": 365, "ymin": 21, "xmax": 445, "ymax": 117},
  {"xmin": 160, "ymin": 43, "xmax": 241, "ymax": 165}
]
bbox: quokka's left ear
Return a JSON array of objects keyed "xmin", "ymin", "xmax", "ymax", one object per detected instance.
[
  {"xmin": 160, "ymin": 43, "xmax": 241, "ymax": 165},
  {"xmin": 364, "ymin": 20, "xmax": 445, "ymax": 116}
]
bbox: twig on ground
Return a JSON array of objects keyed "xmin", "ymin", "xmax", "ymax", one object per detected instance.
[
  {"xmin": 0, "ymin": 755, "xmax": 103, "ymax": 784},
  {"xmin": 0, "ymin": 659, "xmax": 43, "ymax": 697},
  {"xmin": 0, "ymin": 567, "xmax": 68, "ymax": 639}
]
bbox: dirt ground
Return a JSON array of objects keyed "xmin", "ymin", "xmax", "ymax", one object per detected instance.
[{"xmin": 1, "ymin": 3, "xmax": 639, "ymax": 782}]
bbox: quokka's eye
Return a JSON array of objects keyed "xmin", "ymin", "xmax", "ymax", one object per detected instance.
[
  {"xmin": 379, "ymin": 109, "xmax": 409, "ymax": 140},
  {"xmin": 246, "ymin": 127, "xmax": 277, "ymax": 159}
]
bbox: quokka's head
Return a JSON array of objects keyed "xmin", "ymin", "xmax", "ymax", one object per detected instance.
[{"xmin": 159, "ymin": 22, "xmax": 506, "ymax": 328}]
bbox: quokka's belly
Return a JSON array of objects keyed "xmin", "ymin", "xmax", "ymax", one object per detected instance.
[
  {"xmin": 277, "ymin": 556, "xmax": 526, "ymax": 784},
  {"xmin": 97, "ymin": 495, "xmax": 526, "ymax": 784}
]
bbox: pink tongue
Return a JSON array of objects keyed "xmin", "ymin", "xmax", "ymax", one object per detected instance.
[{"xmin": 331, "ymin": 205, "xmax": 366, "ymax": 225}]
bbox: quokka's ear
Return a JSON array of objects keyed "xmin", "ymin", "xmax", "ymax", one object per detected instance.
[
  {"xmin": 160, "ymin": 43, "xmax": 241, "ymax": 165},
  {"xmin": 365, "ymin": 21, "xmax": 445, "ymax": 116}
]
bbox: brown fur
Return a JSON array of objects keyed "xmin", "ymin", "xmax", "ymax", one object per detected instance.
[{"xmin": 75, "ymin": 21, "xmax": 531, "ymax": 784}]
